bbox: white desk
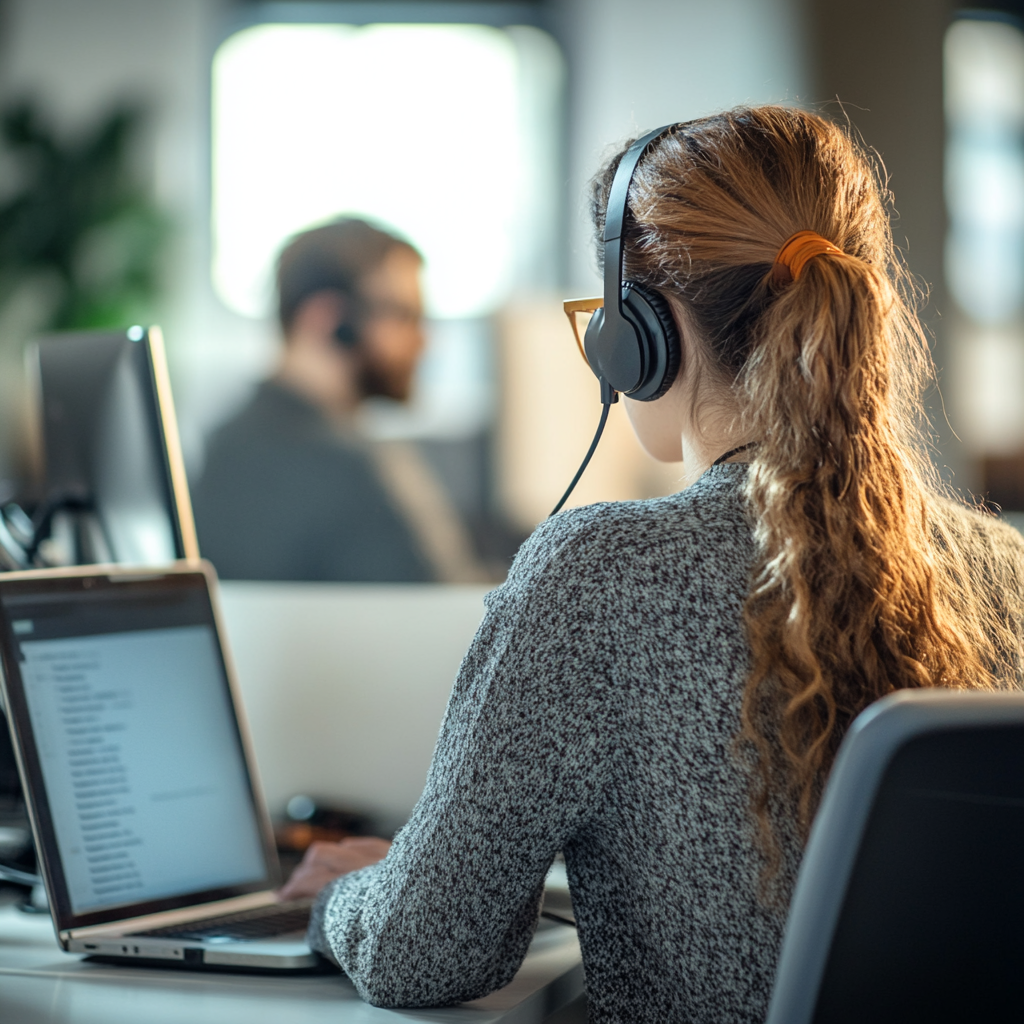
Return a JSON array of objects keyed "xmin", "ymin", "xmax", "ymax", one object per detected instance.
[{"xmin": 0, "ymin": 905, "xmax": 582, "ymax": 1023}]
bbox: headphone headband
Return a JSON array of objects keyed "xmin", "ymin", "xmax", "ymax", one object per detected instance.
[
  {"xmin": 602, "ymin": 125, "xmax": 677, "ymax": 323},
  {"xmin": 604, "ymin": 129, "xmax": 671, "ymax": 240}
]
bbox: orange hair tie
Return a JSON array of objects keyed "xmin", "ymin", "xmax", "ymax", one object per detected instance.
[{"xmin": 773, "ymin": 230, "xmax": 849, "ymax": 286}]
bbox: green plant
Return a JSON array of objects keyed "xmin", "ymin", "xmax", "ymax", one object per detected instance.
[{"xmin": 0, "ymin": 99, "xmax": 169, "ymax": 333}]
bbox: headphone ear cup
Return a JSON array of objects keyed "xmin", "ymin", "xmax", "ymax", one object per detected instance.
[{"xmin": 621, "ymin": 283, "xmax": 682, "ymax": 401}]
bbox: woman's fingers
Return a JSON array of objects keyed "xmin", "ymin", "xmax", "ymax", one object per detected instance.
[{"xmin": 278, "ymin": 836, "xmax": 392, "ymax": 901}]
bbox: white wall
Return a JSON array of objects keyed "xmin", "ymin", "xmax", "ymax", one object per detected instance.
[{"xmin": 556, "ymin": 0, "xmax": 808, "ymax": 293}]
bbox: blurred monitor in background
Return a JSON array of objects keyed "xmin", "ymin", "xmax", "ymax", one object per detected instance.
[
  {"xmin": 28, "ymin": 327, "xmax": 199, "ymax": 568},
  {"xmin": 192, "ymin": 218, "xmax": 486, "ymax": 583}
]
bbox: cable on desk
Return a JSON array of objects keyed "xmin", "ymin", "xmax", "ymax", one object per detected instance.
[
  {"xmin": 0, "ymin": 863, "xmax": 39, "ymax": 887},
  {"xmin": 0, "ymin": 864, "xmax": 47, "ymax": 914},
  {"xmin": 540, "ymin": 910, "xmax": 577, "ymax": 928}
]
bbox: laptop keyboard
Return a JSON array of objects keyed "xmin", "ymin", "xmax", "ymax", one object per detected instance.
[{"xmin": 130, "ymin": 899, "xmax": 313, "ymax": 941}]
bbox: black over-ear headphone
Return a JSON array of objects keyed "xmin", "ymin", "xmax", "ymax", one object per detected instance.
[
  {"xmin": 584, "ymin": 124, "xmax": 682, "ymax": 403},
  {"xmin": 549, "ymin": 125, "xmax": 682, "ymax": 517}
]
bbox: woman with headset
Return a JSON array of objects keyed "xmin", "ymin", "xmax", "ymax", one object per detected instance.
[{"xmin": 281, "ymin": 106, "xmax": 1024, "ymax": 1023}]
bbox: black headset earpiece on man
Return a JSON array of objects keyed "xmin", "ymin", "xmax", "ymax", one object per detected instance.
[
  {"xmin": 583, "ymin": 124, "xmax": 682, "ymax": 404},
  {"xmin": 549, "ymin": 124, "xmax": 682, "ymax": 516},
  {"xmin": 333, "ymin": 318, "xmax": 359, "ymax": 349},
  {"xmin": 332, "ymin": 300, "xmax": 361, "ymax": 349},
  {"xmin": 330, "ymin": 282, "xmax": 364, "ymax": 350}
]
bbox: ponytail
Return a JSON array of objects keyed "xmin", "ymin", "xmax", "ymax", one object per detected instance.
[
  {"xmin": 591, "ymin": 106, "xmax": 1024, "ymax": 872},
  {"xmin": 740, "ymin": 246, "xmax": 1002, "ymax": 862}
]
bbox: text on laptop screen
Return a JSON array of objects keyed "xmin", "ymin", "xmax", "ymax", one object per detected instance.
[{"xmin": 3, "ymin": 583, "xmax": 267, "ymax": 914}]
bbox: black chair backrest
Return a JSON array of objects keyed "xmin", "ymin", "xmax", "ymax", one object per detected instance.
[{"xmin": 766, "ymin": 689, "xmax": 1024, "ymax": 1024}]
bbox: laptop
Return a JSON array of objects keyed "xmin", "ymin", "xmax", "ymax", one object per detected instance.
[{"xmin": 0, "ymin": 562, "xmax": 325, "ymax": 971}]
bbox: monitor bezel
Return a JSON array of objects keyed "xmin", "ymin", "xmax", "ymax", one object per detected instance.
[
  {"xmin": 28, "ymin": 326, "xmax": 200, "ymax": 566},
  {"xmin": 0, "ymin": 562, "xmax": 280, "ymax": 932},
  {"xmin": 145, "ymin": 327, "xmax": 201, "ymax": 563}
]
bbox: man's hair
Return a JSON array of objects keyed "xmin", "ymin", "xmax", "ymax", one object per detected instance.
[{"xmin": 276, "ymin": 217, "xmax": 420, "ymax": 334}]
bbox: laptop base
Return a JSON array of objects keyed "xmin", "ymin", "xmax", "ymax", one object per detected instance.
[{"xmin": 84, "ymin": 953, "xmax": 338, "ymax": 975}]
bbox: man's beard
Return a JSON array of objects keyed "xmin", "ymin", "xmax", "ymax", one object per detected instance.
[{"xmin": 357, "ymin": 354, "xmax": 414, "ymax": 402}]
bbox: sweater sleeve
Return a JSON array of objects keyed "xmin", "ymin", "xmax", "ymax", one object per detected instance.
[{"xmin": 306, "ymin": 514, "xmax": 621, "ymax": 1007}]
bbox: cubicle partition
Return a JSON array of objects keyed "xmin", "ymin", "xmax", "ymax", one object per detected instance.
[{"xmin": 218, "ymin": 582, "xmax": 491, "ymax": 834}]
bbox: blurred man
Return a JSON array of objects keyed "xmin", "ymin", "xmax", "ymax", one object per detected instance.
[{"xmin": 193, "ymin": 218, "xmax": 482, "ymax": 582}]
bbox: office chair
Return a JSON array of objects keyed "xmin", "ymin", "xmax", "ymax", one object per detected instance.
[{"xmin": 766, "ymin": 688, "xmax": 1024, "ymax": 1024}]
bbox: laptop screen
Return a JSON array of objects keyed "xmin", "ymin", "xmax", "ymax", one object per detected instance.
[{"xmin": 0, "ymin": 568, "xmax": 274, "ymax": 926}]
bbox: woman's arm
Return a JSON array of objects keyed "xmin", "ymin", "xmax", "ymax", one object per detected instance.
[{"xmin": 302, "ymin": 525, "xmax": 618, "ymax": 1007}]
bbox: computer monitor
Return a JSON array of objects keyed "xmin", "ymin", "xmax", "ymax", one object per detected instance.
[
  {"xmin": 0, "ymin": 327, "xmax": 200, "ymax": 814},
  {"xmin": 27, "ymin": 326, "xmax": 199, "ymax": 567}
]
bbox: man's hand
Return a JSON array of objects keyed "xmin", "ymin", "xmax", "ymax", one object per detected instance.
[{"xmin": 278, "ymin": 836, "xmax": 392, "ymax": 901}]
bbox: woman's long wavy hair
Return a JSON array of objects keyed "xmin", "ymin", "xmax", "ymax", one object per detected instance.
[{"xmin": 591, "ymin": 106, "xmax": 1024, "ymax": 871}]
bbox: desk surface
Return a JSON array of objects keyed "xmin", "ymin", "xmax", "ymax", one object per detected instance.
[{"xmin": 0, "ymin": 905, "xmax": 582, "ymax": 1024}]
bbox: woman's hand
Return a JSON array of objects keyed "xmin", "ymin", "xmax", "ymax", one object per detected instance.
[{"xmin": 278, "ymin": 836, "xmax": 392, "ymax": 901}]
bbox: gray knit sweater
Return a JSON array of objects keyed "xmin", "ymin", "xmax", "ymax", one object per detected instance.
[{"xmin": 308, "ymin": 463, "xmax": 1024, "ymax": 1022}]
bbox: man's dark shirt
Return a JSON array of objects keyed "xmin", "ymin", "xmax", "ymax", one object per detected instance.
[{"xmin": 192, "ymin": 381, "xmax": 434, "ymax": 582}]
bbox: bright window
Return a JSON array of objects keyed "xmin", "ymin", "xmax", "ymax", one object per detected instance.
[
  {"xmin": 944, "ymin": 16, "xmax": 1024, "ymax": 458},
  {"xmin": 945, "ymin": 16, "xmax": 1024, "ymax": 324},
  {"xmin": 211, "ymin": 22, "xmax": 562, "ymax": 322}
]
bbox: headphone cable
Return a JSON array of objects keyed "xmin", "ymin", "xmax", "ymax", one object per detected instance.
[{"xmin": 549, "ymin": 398, "xmax": 613, "ymax": 517}]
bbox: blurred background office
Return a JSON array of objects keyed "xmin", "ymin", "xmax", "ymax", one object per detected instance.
[{"xmin": 0, "ymin": 0, "xmax": 1021, "ymax": 578}]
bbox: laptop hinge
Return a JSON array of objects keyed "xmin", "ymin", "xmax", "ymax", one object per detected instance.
[{"xmin": 65, "ymin": 890, "xmax": 278, "ymax": 941}]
